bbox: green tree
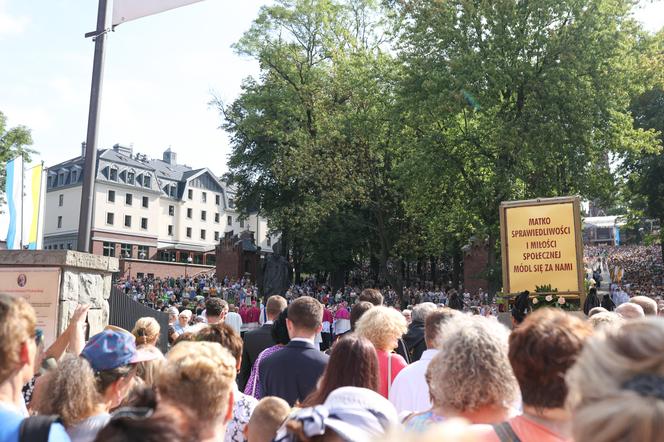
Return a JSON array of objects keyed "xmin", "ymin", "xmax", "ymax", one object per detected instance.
[
  {"xmin": 220, "ymin": 0, "xmax": 413, "ymax": 292},
  {"xmin": 392, "ymin": 0, "xmax": 660, "ymax": 293},
  {"xmin": 0, "ymin": 111, "xmax": 35, "ymax": 206},
  {"xmin": 626, "ymin": 85, "xmax": 664, "ymax": 260}
]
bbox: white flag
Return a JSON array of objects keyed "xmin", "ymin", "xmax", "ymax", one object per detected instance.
[{"xmin": 112, "ymin": 0, "xmax": 205, "ymax": 26}]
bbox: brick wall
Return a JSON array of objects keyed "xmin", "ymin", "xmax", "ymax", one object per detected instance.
[
  {"xmin": 118, "ymin": 259, "xmax": 213, "ymax": 279},
  {"xmin": 463, "ymin": 243, "xmax": 489, "ymax": 295}
]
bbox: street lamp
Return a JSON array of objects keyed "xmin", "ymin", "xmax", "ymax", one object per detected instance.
[{"xmin": 185, "ymin": 255, "xmax": 193, "ymax": 278}]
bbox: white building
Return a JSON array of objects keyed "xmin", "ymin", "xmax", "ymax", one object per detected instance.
[{"xmin": 43, "ymin": 144, "xmax": 275, "ymax": 266}]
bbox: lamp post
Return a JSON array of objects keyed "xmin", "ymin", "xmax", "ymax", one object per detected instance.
[{"xmin": 185, "ymin": 255, "xmax": 193, "ymax": 278}]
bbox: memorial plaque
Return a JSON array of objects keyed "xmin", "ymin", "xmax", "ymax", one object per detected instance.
[{"xmin": 0, "ymin": 267, "xmax": 61, "ymax": 347}]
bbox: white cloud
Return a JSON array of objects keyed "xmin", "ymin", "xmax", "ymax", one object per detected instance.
[{"xmin": 0, "ymin": 0, "xmax": 29, "ymax": 37}]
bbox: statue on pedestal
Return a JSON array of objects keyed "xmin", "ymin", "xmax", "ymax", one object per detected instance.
[{"xmin": 259, "ymin": 240, "xmax": 290, "ymax": 302}]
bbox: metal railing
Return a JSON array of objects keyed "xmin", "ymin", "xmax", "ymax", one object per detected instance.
[{"xmin": 108, "ymin": 287, "xmax": 169, "ymax": 353}]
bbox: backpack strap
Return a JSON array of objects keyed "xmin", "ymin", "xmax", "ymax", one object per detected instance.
[
  {"xmin": 19, "ymin": 415, "xmax": 60, "ymax": 442},
  {"xmin": 492, "ymin": 422, "xmax": 522, "ymax": 442}
]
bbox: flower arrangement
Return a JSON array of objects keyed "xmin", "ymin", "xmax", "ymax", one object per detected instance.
[{"xmin": 530, "ymin": 285, "xmax": 575, "ymax": 311}]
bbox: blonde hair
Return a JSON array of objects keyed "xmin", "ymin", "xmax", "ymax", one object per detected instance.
[
  {"xmin": 355, "ymin": 306, "xmax": 407, "ymax": 351},
  {"xmin": 135, "ymin": 344, "xmax": 165, "ymax": 386},
  {"xmin": 157, "ymin": 341, "xmax": 236, "ymax": 422},
  {"xmin": 427, "ymin": 316, "xmax": 518, "ymax": 412},
  {"xmin": 36, "ymin": 354, "xmax": 100, "ymax": 427},
  {"xmin": 567, "ymin": 318, "xmax": 664, "ymax": 442},
  {"xmin": 0, "ymin": 294, "xmax": 36, "ymax": 382},
  {"xmin": 247, "ymin": 396, "xmax": 291, "ymax": 442},
  {"xmin": 132, "ymin": 317, "xmax": 160, "ymax": 346},
  {"xmin": 588, "ymin": 312, "xmax": 624, "ymax": 330}
]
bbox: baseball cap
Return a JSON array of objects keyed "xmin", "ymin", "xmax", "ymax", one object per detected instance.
[{"xmin": 81, "ymin": 329, "xmax": 159, "ymax": 372}]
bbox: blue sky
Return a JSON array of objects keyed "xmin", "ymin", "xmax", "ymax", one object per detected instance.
[{"xmin": 0, "ymin": 0, "xmax": 663, "ymax": 176}]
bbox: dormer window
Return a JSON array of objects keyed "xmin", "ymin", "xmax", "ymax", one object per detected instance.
[
  {"xmin": 143, "ymin": 176, "xmax": 151, "ymax": 188},
  {"xmin": 127, "ymin": 171, "xmax": 135, "ymax": 185},
  {"xmin": 109, "ymin": 167, "xmax": 118, "ymax": 181},
  {"xmin": 71, "ymin": 170, "xmax": 78, "ymax": 183}
]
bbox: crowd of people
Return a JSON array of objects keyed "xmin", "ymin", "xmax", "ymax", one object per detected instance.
[
  {"xmin": 585, "ymin": 245, "xmax": 663, "ymax": 298},
  {"xmin": 5, "ymin": 278, "xmax": 664, "ymax": 442}
]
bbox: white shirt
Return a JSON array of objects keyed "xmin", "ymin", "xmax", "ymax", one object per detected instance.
[
  {"xmin": 389, "ymin": 349, "xmax": 438, "ymax": 414},
  {"xmin": 225, "ymin": 312, "xmax": 243, "ymax": 335}
]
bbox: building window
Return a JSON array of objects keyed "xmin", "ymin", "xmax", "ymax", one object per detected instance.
[
  {"xmin": 267, "ymin": 235, "xmax": 271, "ymax": 247},
  {"xmin": 121, "ymin": 243, "xmax": 132, "ymax": 258},
  {"xmin": 141, "ymin": 218, "xmax": 148, "ymax": 230},
  {"xmin": 168, "ymin": 205, "xmax": 174, "ymax": 216},
  {"xmin": 201, "ymin": 210, "xmax": 206, "ymax": 221},
  {"xmin": 47, "ymin": 176, "xmax": 53, "ymax": 188},
  {"xmin": 143, "ymin": 176, "xmax": 151, "ymax": 188},
  {"xmin": 103, "ymin": 242, "xmax": 115, "ymax": 257},
  {"xmin": 59, "ymin": 244, "xmax": 64, "ymax": 249},
  {"xmin": 58, "ymin": 194, "xmax": 63, "ymax": 207},
  {"xmin": 127, "ymin": 171, "xmax": 135, "ymax": 185},
  {"xmin": 125, "ymin": 193, "xmax": 132, "ymax": 205},
  {"xmin": 67, "ymin": 243, "xmax": 73, "ymax": 250},
  {"xmin": 187, "ymin": 208, "xmax": 192, "ymax": 219},
  {"xmin": 214, "ymin": 231, "xmax": 219, "ymax": 241},
  {"xmin": 239, "ymin": 218, "xmax": 245, "ymax": 228},
  {"xmin": 137, "ymin": 245, "xmax": 149, "ymax": 259},
  {"xmin": 227, "ymin": 216, "xmax": 232, "ymax": 225},
  {"xmin": 169, "ymin": 185, "xmax": 176, "ymax": 197},
  {"xmin": 106, "ymin": 213, "xmax": 114, "ymax": 225},
  {"xmin": 215, "ymin": 194, "xmax": 220, "ymax": 205},
  {"xmin": 186, "ymin": 227, "xmax": 192, "ymax": 238},
  {"xmin": 200, "ymin": 229, "xmax": 206, "ymax": 240},
  {"xmin": 71, "ymin": 170, "xmax": 78, "ymax": 183},
  {"xmin": 108, "ymin": 190, "xmax": 115, "ymax": 202},
  {"xmin": 109, "ymin": 168, "xmax": 118, "ymax": 181},
  {"xmin": 188, "ymin": 189, "xmax": 193, "ymax": 200},
  {"xmin": 57, "ymin": 216, "xmax": 62, "ymax": 228},
  {"xmin": 228, "ymin": 198, "xmax": 235, "ymax": 208},
  {"xmin": 142, "ymin": 196, "xmax": 148, "ymax": 208},
  {"xmin": 58, "ymin": 173, "xmax": 65, "ymax": 186},
  {"xmin": 124, "ymin": 215, "xmax": 131, "ymax": 228},
  {"xmin": 202, "ymin": 192, "xmax": 207, "ymax": 203},
  {"xmin": 168, "ymin": 225, "xmax": 173, "ymax": 236},
  {"xmin": 214, "ymin": 213, "xmax": 219, "ymax": 223}
]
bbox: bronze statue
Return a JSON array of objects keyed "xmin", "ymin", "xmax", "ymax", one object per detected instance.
[{"xmin": 259, "ymin": 240, "xmax": 290, "ymax": 302}]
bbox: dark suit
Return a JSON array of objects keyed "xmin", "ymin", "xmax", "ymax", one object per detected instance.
[
  {"xmin": 239, "ymin": 323, "xmax": 275, "ymax": 390},
  {"xmin": 259, "ymin": 340, "xmax": 329, "ymax": 406}
]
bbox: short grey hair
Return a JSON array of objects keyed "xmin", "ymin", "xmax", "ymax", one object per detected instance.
[
  {"xmin": 411, "ymin": 302, "xmax": 437, "ymax": 323},
  {"xmin": 427, "ymin": 315, "xmax": 518, "ymax": 412}
]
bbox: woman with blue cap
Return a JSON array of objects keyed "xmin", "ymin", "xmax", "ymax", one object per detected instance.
[{"xmin": 36, "ymin": 328, "xmax": 158, "ymax": 442}]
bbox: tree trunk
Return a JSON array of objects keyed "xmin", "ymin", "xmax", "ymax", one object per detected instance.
[
  {"xmin": 660, "ymin": 216, "xmax": 664, "ymax": 265},
  {"xmin": 430, "ymin": 255, "xmax": 437, "ymax": 287},
  {"xmin": 487, "ymin": 231, "xmax": 500, "ymax": 297},
  {"xmin": 452, "ymin": 242, "xmax": 462, "ymax": 289}
]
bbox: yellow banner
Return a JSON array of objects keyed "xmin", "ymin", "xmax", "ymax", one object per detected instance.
[{"xmin": 503, "ymin": 200, "xmax": 581, "ymax": 293}]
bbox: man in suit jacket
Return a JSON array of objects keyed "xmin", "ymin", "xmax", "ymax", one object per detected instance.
[
  {"xmin": 238, "ymin": 295, "xmax": 287, "ymax": 389},
  {"xmin": 259, "ymin": 296, "xmax": 329, "ymax": 406}
]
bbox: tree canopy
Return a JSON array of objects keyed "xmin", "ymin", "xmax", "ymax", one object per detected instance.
[{"xmin": 219, "ymin": 0, "xmax": 663, "ymax": 294}]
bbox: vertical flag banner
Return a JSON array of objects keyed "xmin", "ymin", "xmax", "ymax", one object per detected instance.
[
  {"xmin": 22, "ymin": 164, "xmax": 44, "ymax": 250},
  {"xmin": 5, "ymin": 156, "xmax": 24, "ymax": 249},
  {"xmin": 112, "ymin": 0, "xmax": 204, "ymax": 26}
]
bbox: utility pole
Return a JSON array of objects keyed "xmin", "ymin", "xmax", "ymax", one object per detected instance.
[{"xmin": 77, "ymin": 0, "xmax": 109, "ymax": 252}]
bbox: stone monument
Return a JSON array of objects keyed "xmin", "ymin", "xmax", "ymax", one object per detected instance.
[{"xmin": 0, "ymin": 250, "xmax": 118, "ymax": 344}]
